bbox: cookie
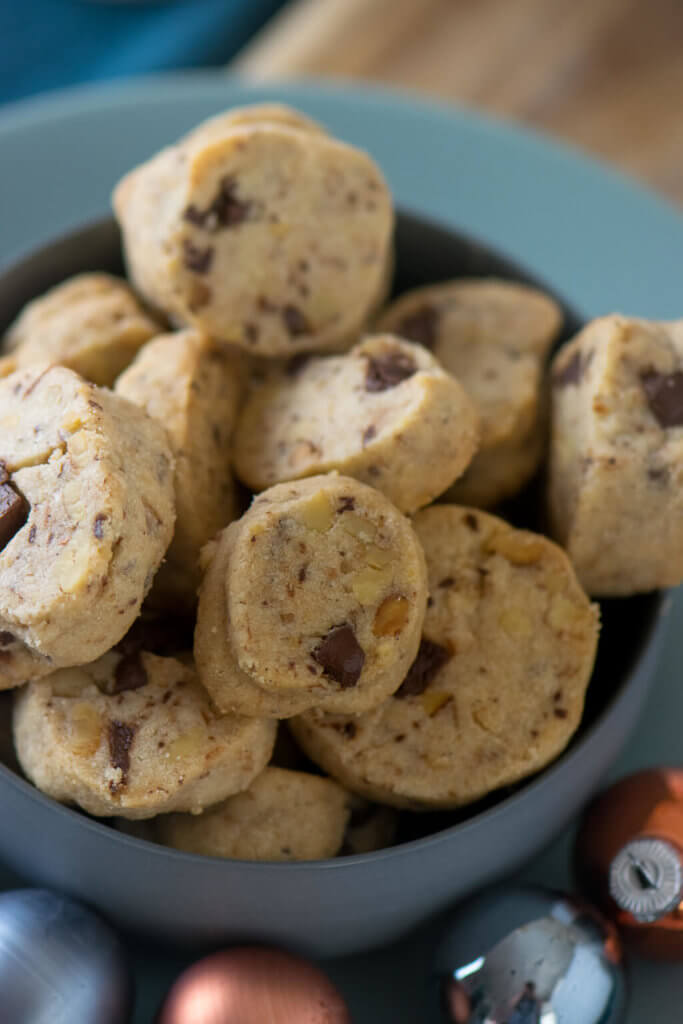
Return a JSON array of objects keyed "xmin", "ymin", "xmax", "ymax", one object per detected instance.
[
  {"xmin": 13, "ymin": 646, "xmax": 276, "ymax": 819},
  {"xmin": 113, "ymin": 112, "xmax": 393, "ymax": 356},
  {"xmin": 291, "ymin": 505, "xmax": 599, "ymax": 809},
  {"xmin": 340, "ymin": 797, "xmax": 398, "ymax": 855},
  {"xmin": 1, "ymin": 273, "xmax": 161, "ymax": 386},
  {"xmin": 116, "ymin": 328, "xmax": 245, "ymax": 608},
  {"xmin": 548, "ymin": 315, "xmax": 683, "ymax": 595},
  {"xmin": 233, "ymin": 335, "xmax": 479, "ymax": 514},
  {"xmin": 194, "ymin": 474, "xmax": 428, "ymax": 718},
  {"xmin": 153, "ymin": 766, "xmax": 352, "ymax": 861},
  {"xmin": 377, "ymin": 279, "xmax": 562, "ymax": 506},
  {"xmin": 184, "ymin": 103, "xmax": 325, "ymax": 141},
  {"xmin": 0, "ymin": 365, "xmax": 175, "ymax": 688}
]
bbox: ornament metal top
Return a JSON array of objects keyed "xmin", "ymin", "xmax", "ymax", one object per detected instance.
[
  {"xmin": 576, "ymin": 767, "xmax": 683, "ymax": 958},
  {"xmin": 434, "ymin": 884, "xmax": 625, "ymax": 1024}
]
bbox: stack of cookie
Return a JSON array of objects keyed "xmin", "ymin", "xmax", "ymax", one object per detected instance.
[{"xmin": 0, "ymin": 103, "xmax": 678, "ymax": 862}]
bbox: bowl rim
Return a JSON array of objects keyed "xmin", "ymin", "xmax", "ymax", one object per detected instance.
[{"xmin": 0, "ymin": 211, "xmax": 668, "ymax": 874}]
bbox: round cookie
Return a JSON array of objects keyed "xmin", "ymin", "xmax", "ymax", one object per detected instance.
[
  {"xmin": 291, "ymin": 505, "xmax": 599, "ymax": 810},
  {"xmin": 377, "ymin": 278, "xmax": 562, "ymax": 506},
  {"xmin": 194, "ymin": 474, "xmax": 427, "ymax": 718},
  {"xmin": 0, "ymin": 365, "xmax": 175, "ymax": 688},
  {"xmin": 183, "ymin": 103, "xmax": 325, "ymax": 142},
  {"xmin": 1, "ymin": 273, "xmax": 161, "ymax": 386},
  {"xmin": 153, "ymin": 766, "xmax": 352, "ymax": 861},
  {"xmin": 113, "ymin": 113, "xmax": 394, "ymax": 356},
  {"xmin": 548, "ymin": 315, "xmax": 683, "ymax": 595},
  {"xmin": 13, "ymin": 648, "xmax": 276, "ymax": 819},
  {"xmin": 233, "ymin": 335, "xmax": 479, "ymax": 514},
  {"xmin": 116, "ymin": 329, "xmax": 246, "ymax": 608}
]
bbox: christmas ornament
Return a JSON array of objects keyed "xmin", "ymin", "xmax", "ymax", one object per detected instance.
[
  {"xmin": 158, "ymin": 946, "xmax": 351, "ymax": 1024},
  {"xmin": 576, "ymin": 767, "xmax": 683, "ymax": 958},
  {"xmin": 0, "ymin": 888, "xmax": 131, "ymax": 1024},
  {"xmin": 433, "ymin": 883, "xmax": 625, "ymax": 1023}
]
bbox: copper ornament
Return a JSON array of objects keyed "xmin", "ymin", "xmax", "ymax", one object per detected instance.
[
  {"xmin": 576, "ymin": 767, "xmax": 683, "ymax": 958},
  {"xmin": 158, "ymin": 946, "xmax": 352, "ymax": 1024}
]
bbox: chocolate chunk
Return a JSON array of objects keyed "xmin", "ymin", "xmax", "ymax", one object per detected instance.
[
  {"xmin": 282, "ymin": 305, "xmax": 310, "ymax": 338},
  {"xmin": 184, "ymin": 176, "xmax": 251, "ymax": 231},
  {"xmin": 641, "ymin": 369, "xmax": 683, "ymax": 427},
  {"xmin": 113, "ymin": 653, "xmax": 148, "ymax": 694},
  {"xmin": 438, "ymin": 577, "xmax": 455, "ymax": 588},
  {"xmin": 554, "ymin": 707, "xmax": 568, "ymax": 719},
  {"xmin": 337, "ymin": 496, "xmax": 355, "ymax": 513},
  {"xmin": 464, "ymin": 513, "xmax": 478, "ymax": 532},
  {"xmin": 395, "ymin": 637, "xmax": 451, "ymax": 698},
  {"xmin": 93, "ymin": 514, "xmax": 107, "ymax": 539},
  {"xmin": 182, "ymin": 240, "xmax": 214, "ymax": 274},
  {"xmin": 298, "ymin": 564, "xmax": 308, "ymax": 583},
  {"xmin": 396, "ymin": 305, "xmax": 439, "ymax": 349},
  {"xmin": 365, "ymin": 351, "xmax": 417, "ymax": 392},
  {"xmin": 116, "ymin": 616, "xmax": 195, "ymax": 658},
  {"xmin": 554, "ymin": 348, "xmax": 593, "ymax": 388},
  {"xmin": 648, "ymin": 465, "xmax": 670, "ymax": 483},
  {"xmin": 108, "ymin": 720, "xmax": 135, "ymax": 791},
  {"xmin": 0, "ymin": 480, "xmax": 29, "ymax": 552},
  {"xmin": 244, "ymin": 322, "xmax": 260, "ymax": 344},
  {"xmin": 312, "ymin": 624, "xmax": 365, "ymax": 689},
  {"xmin": 285, "ymin": 353, "xmax": 310, "ymax": 376},
  {"xmin": 362, "ymin": 424, "xmax": 377, "ymax": 446},
  {"xmin": 0, "ymin": 632, "xmax": 15, "ymax": 647}
]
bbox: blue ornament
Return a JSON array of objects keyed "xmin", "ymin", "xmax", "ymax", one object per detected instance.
[{"xmin": 0, "ymin": 888, "xmax": 131, "ymax": 1024}]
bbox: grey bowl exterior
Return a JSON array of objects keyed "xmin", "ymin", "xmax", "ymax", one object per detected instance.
[{"xmin": 0, "ymin": 215, "xmax": 669, "ymax": 956}]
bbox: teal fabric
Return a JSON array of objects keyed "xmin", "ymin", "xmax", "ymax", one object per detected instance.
[{"xmin": 0, "ymin": 1, "xmax": 285, "ymax": 104}]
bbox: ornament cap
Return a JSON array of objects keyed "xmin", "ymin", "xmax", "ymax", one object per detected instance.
[{"xmin": 608, "ymin": 836, "xmax": 683, "ymax": 923}]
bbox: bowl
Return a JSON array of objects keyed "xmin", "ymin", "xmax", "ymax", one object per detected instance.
[{"xmin": 0, "ymin": 213, "xmax": 669, "ymax": 956}]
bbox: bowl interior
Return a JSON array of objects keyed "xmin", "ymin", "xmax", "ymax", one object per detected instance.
[{"xmin": 0, "ymin": 212, "xmax": 663, "ymax": 850}]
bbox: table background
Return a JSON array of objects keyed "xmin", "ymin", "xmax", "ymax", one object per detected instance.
[{"xmin": 235, "ymin": 0, "xmax": 683, "ymax": 205}]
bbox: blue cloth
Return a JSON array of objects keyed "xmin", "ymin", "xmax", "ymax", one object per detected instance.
[{"xmin": 0, "ymin": 1, "xmax": 286, "ymax": 105}]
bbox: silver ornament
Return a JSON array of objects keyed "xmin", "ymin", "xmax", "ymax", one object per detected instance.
[
  {"xmin": 434, "ymin": 884, "xmax": 626, "ymax": 1023},
  {"xmin": 0, "ymin": 888, "xmax": 131, "ymax": 1024}
]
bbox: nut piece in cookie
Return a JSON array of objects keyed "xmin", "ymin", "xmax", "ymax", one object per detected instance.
[
  {"xmin": 234, "ymin": 334, "xmax": 479, "ymax": 514},
  {"xmin": 291, "ymin": 505, "xmax": 599, "ymax": 809},
  {"xmin": 153, "ymin": 766, "xmax": 352, "ymax": 861},
  {"xmin": 548, "ymin": 314, "xmax": 683, "ymax": 594},
  {"xmin": 377, "ymin": 278, "xmax": 562, "ymax": 507},
  {"xmin": 116, "ymin": 328, "xmax": 246, "ymax": 608},
  {"xmin": 113, "ymin": 109, "xmax": 394, "ymax": 356},
  {"xmin": 2, "ymin": 273, "xmax": 161, "ymax": 386},
  {"xmin": 0, "ymin": 365, "xmax": 175, "ymax": 689},
  {"xmin": 13, "ymin": 643, "xmax": 276, "ymax": 819},
  {"xmin": 194, "ymin": 474, "xmax": 428, "ymax": 718}
]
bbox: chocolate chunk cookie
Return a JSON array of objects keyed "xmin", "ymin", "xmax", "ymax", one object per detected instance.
[
  {"xmin": 152, "ymin": 766, "xmax": 352, "ymax": 861},
  {"xmin": 0, "ymin": 365, "xmax": 175, "ymax": 688},
  {"xmin": 1, "ymin": 273, "xmax": 161, "ymax": 386},
  {"xmin": 377, "ymin": 279, "xmax": 562, "ymax": 506},
  {"xmin": 291, "ymin": 506, "xmax": 599, "ymax": 809},
  {"xmin": 233, "ymin": 335, "xmax": 479, "ymax": 513},
  {"xmin": 194, "ymin": 474, "xmax": 427, "ymax": 718},
  {"xmin": 116, "ymin": 328, "xmax": 246, "ymax": 608},
  {"xmin": 113, "ymin": 109, "xmax": 393, "ymax": 356},
  {"xmin": 548, "ymin": 315, "xmax": 683, "ymax": 594},
  {"xmin": 13, "ymin": 646, "xmax": 275, "ymax": 819}
]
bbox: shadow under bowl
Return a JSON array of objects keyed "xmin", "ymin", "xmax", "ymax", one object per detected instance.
[{"xmin": 0, "ymin": 213, "xmax": 668, "ymax": 956}]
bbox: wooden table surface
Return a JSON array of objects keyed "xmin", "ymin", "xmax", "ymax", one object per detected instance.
[{"xmin": 234, "ymin": 0, "xmax": 683, "ymax": 205}]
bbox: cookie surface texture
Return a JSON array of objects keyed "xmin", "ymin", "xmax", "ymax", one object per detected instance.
[
  {"xmin": 291, "ymin": 505, "xmax": 599, "ymax": 809},
  {"xmin": 194, "ymin": 474, "xmax": 427, "ymax": 717},
  {"xmin": 548, "ymin": 314, "xmax": 683, "ymax": 594},
  {"xmin": 0, "ymin": 365, "xmax": 175, "ymax": 688},
  {"xmin": 116, "ymin": 328, "xmax": 245, "ymax": 608},
  {"xmin": 13, "ymin": 647, "xmax": 276, "ymax": 818},
  {"xmin": 234, "ymin": 335, "xmax": 479, "ymax": 513},
  {"xmin": 113, "ymin": 111, "xmax": 394, "ymax": 356},
  {"xmin": 377, "ymin": 278, "xmax": 562, "ymax": 506},
  {"xmin": 2, "ymin": 273, "xmax": 161, "ymax": 386}
]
